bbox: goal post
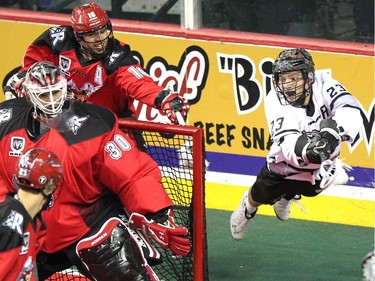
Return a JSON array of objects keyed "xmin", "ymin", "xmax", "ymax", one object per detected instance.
[
  {"xmin": 47, "ymin": 119, "xmax": 208, "ymax": 281},
  {"xmin": 120, "ymin": 119, "xmax": 208, "ymax": 281}
]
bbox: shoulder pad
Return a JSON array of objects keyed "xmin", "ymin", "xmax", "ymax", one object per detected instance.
[
  {"xmin": 33, "ymin": 26, "xmax": 77, "ymax": 54},
  {"xmin": 102, "ymin": 40, "xmax": 139, "ymax": 75},
  {"xmin": 60, "ymin": 102, "xmax": 117, "ymax": 145},
  {"xmin": 71, "ymin": 102, "xmax": 116, "ymax": 131}
]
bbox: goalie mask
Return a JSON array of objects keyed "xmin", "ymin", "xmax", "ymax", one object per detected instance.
[
  {"xmin": 16, "ymin": 148, "xmax": 63, "ymax": 210},
  {"xmin": 23, "ymin": 61, "xmax": 75, "ymax": 132},
  {"xmin": 272, "ymin": 48, "xmax": 315, "ymax": 108},
  {"xmin": 71, "ymin": 2, "xmax": 114, "ymax": 59},
  {"xmin": 23, "ymin": 61, "xmax": 67, "ymax": 118}
]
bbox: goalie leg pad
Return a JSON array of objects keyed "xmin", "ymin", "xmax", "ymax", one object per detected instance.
[{"xmin": 76, "ymin": 217, "xmax": 159, "ymax": 281}]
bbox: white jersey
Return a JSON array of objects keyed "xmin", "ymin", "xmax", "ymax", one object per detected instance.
[{"xmin": 265, "ymin": 69, "xmax": 362, "ymax": 183}]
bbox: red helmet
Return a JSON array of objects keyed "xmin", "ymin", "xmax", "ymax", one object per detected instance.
[
  {"xmin": 16, "ymin": 148, "xmax": 63, "ymax": 191},
  {"xmin": 71, "ymin": 2, "xmax": 110, "ymax": 34}
]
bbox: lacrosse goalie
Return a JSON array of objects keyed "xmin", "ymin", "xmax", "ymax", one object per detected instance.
[{"xmin": 230, "ymin": 48, "xmax": 363, "ymax": 240}]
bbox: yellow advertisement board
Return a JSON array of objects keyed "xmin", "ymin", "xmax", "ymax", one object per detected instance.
[{"xmin": 0, "ymin": 20, "xmax": 373, "ymax": 227}]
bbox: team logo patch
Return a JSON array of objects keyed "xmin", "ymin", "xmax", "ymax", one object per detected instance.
[
  {"xmin": 20, "ymin": 232, "xmax": 30, "ymax": 255},
  {"xmin": 59, "ymin": 56, "xmax": 71, "ymax": 76},
  {"xmin": 0, "ymin": 108, "xmax": 12, "ymax": 124},
  {"xmin": 109, "ymin": 51, "xmax": 123, "ymax": 65},
  {"xmin": 66, "ymin": 115, "xmax": 89, "ymax": 135},
  {"xmin": 38, "ymin": 176, "xmax": 47, "ymax": 185},
  {"xmin": 17, "ymin": 256, "xmax": 34, "ymax": 280},
  {"xmin": 9, "ymin": 137, "xmax": 25, "ymax": 156},
  {"xmin": 2, "ymin": 209, "xmax": 24, "ymax": 235},
  {"xmin": 49, "ymin": 26, "xmax": 66, "ymax": 46}
]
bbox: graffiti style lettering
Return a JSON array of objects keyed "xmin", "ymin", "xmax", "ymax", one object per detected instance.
[
  {"xmin": 259, "ymin": 58, "xmax": 274, "ymax": 96},
  {"xmin": 217, "ymin": 53, "xmax": 262, "ymax": 114},
  {"xmin": 132, "ymin": 46, "xmax": 209, "ymax": 123},
  {"xmin": 195, "ymin": 120, "xmax": 268, "ymax": 151},
  {"xmin": 194, "ymin": 121, "xmax": 236, "ymax": 147},
  {"xmin": 241, "ymin": 126, "xmax": 266, "ymax": 150},
  {"xmin": 147, "ymin": 46, "xmax": 208, "ymax": 104}
]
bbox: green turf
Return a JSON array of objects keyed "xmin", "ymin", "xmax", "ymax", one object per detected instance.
[{"xmin": 206, "ymin": 209, "xmax": 374, "ymax": 281}]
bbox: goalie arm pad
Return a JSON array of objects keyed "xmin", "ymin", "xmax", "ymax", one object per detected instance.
[
  {"xmin": 129, "ymin": 209, "xmax": 191, "ymax": 257},
  {"xmin": 154, "ymin": 90, "xmax": 189, "ymax": 124},
  {"xmin": 3, "ymin": 72, "xmax": 26, "ymax": 100}
]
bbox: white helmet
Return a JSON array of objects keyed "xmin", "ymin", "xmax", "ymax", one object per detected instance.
[{"xmin": 23, "ymin": 61, "xmax": 67, "ymax": 119}]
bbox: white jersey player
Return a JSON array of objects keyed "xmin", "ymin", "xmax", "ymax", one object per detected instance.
[{"xmin": 230, "ymin": 48, "xmax": 363, "ymax": 240}]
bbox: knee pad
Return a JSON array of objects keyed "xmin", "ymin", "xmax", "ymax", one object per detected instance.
[{"xmin": 76, "ymin": 218, "xmax": 158, "ymax": 281}]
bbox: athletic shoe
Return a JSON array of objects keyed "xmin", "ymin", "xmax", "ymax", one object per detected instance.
[
  {"xmin": 230, "ymin": 191, "xmax": 257, "ymax": 240},
  {"xmin": 273, "ymin": 198, "xmax": 292, "ymax": 221},
  {"xmin": 273, "ymin": 195, "xmax": 306, "ymax": 221}
]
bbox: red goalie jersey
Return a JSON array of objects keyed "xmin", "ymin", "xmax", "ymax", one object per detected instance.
[{"xmin": 0, "ymin": 98, "xmax": 172, "ymax": 253}]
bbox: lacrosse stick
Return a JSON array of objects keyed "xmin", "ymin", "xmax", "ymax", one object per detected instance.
[
  {"xmin": 174, "ymin": 111, "xmax": 210, "ymax": 170},
  {"xmin": 174, "ymin": 110, "xmax": 186, "ymax": 126},
  {"xmin": 319, "ymin": 156, "xmax": 353, "ymax": 190},
  {"xmin": 174, "ymin": 111, "xmax": 193, "ymax": 168}
]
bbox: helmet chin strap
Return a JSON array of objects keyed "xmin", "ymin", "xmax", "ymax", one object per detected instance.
[
  {"xmin": 41, "ymin": 193, "xmax": 54, "ymax": 210},
  {"xmin": 286, "ymin": 80, "xmax": 312, "ymax": 108}
]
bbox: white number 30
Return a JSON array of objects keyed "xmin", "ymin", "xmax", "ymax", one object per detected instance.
[{"xmin": 105, "ymin": 134, "xmax": 131, "ymax": 160}]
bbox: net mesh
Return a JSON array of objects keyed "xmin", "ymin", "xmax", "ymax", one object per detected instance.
[{"xmin": 46, "ymin": 120, "xmax": 207, "ymax": 281}]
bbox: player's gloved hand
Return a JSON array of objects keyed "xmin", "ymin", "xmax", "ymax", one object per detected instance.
[
  {"xmin": 302, "ymin": 119, "xmax": 341, "ymax": 164},
  {"xmin": 129, "ymin": 209, "xmax": 191, "ymax": 257},
  {"xmin": 154, "ymin": 90, "xmax": 189, "ymax": 124},
  {"xmin": 4, "ymin": 73, "xmax": 25, "ymax": 100}
]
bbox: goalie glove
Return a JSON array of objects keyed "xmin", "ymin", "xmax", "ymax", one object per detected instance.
[
  {"xmin": 154, "ymin": 90, "xmax": 189, "ymax": 124},
  {"xmin": 129, "ymin": 209, "xmax": 191, "ymax": 257}
]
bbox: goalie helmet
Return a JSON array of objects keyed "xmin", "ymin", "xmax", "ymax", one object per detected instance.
[
  {"xmin": 71, "ymin": 2, "xmax": 113, "ymax": 59},
  {"xmin": 272, "ymin": 48, "xmax": 315, "ymax": 108},
  {"xmin": 16, "ymin": 148, "xmax": 63, "ymax": 209},
  {"xmin": 23, "ymin": 61, "xmax": 67, "ymax": 119}
]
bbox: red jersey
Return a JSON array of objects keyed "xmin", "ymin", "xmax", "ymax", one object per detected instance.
[
  {"xmin": 20, "ymin": 26, "xmax": 164, "ymax": 117},
  {"xmin": 0, "ymin": 194, "xmax": 46, "ymax": 281},
  {"xmin": 0, "ymin": 98, "xmax": 172, "ymax": 253}
]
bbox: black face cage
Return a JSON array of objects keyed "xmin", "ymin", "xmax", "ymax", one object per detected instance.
[
  {"xmin": 273, "ymin": 63, "xmax": 311, "ymax": 89},
  {"xmin": 272, "ymin": 51, "xmax": 315, "ymax": 108}
]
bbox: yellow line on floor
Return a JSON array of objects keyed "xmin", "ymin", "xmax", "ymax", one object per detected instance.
[{"xmin": 206, "ymin": 182, "xmax": 375, "ymax": 228}]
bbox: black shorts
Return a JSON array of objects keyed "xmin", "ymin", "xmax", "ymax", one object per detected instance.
[{"xmin": 251, "ymin": 163, "xmax": 321, "ymax": 205}]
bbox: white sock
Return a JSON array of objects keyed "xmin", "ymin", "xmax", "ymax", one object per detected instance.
[{"xmin": 245, "ymin": 193, "xmax": 257, "ymax": 214}]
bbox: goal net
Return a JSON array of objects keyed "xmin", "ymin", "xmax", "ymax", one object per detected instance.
[{"xmin": 47, "ymin": 119, "xmax": 208, "ymax": 281}]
